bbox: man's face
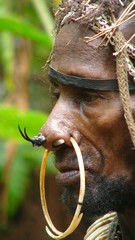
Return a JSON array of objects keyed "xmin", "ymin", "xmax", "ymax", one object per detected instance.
[{"xmin": 41, "ymin": 23, "xmax": 135, "ymax": 218}]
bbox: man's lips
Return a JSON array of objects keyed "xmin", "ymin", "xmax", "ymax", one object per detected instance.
[
  {"xmin": 55, "ymin": 163, "xmax": 90, "ymax": 186},
  {"xmin": 55, "ymin": 144, "xmax": 102, "ymax": 186},
  {"xmin": 55, "ymin": 163, "xmax": 99, "ymax": 186},
  {"xmin": 56, "ymin": 169, "xmax": 80, "ymax": 186}
]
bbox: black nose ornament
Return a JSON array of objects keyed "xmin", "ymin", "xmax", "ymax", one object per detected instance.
[{"xmin": 18, "ymin": 125, "xmax": 46, "ymax": 147}]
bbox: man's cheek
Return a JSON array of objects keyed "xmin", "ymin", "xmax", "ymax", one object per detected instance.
[{"xmin": 78, "ymin": 111, "xmax": 123, "ymax": 142}]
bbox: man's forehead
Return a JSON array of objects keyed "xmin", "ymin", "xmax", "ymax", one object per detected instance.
[
  {"xmin": 51, "ymin": 23, "xmax": 117, "ymax": 81},
  {"xmin": 48, "ymin": 66, "xmax": 135, "ymax": 91}
]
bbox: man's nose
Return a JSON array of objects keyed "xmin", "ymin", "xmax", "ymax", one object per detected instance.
[{"xmin": 40, "ymin": 101, "xmax": 81, "ymax": 151}]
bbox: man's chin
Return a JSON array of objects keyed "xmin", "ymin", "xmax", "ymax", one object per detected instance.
[
  {"xmin": 60, "ymin": 183, "xmax": 80, "ymax": 215},
  {"xmin": 59, "ymin": 175, "xmax": 135, "ymax": 218}
]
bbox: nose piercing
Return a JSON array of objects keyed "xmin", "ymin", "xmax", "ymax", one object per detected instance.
[
  {"xmin": 53, "ymin": 139, "xmax": 65, "ymax": 147},
  {"xmin": 18, "ymin": 125, "xmax": 46, "ymax": 147}
]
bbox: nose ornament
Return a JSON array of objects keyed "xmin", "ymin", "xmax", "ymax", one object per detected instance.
[
  {"xmin": 18, "ymin": 125, "xmax": 46, "ymax": 147},
  {"xmin": 18, "ymin": 125, "xmax": 65, "ymax": 148},
  {"xmin": 18, "ymin": 125, "xmax": 86, "ymax": 239},
  {"xmin": 53, "ymin": 139, "xmax": 65, "ymax": 147},
  {"xmin": 40, "ymin": 137, "xmax": 86, "ymax": 239}
]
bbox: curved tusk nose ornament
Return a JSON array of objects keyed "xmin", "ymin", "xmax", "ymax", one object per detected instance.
[
  {"xmin": 18, "ymin": 125, "xmax": 65, "ymax": 148},
  {"xmin": 18, "ymin": 125, "xmax": 46, "ymax": 147},
  {"xmin": 40, "ymin": 137, "xmax": 86, "ymax": 239}
]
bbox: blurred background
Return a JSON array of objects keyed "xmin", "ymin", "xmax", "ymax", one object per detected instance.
[{"xmin": 0, "ymin": 0, "xmax": 86, "ymax": 239}]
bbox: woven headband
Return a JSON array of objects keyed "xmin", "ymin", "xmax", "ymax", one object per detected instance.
[{"xmin": 48, "ymin": 66, "xmax": 135, "ymax": 91}]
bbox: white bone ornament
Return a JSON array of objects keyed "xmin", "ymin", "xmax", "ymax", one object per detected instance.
[{"xmin": 40, "ymin": 137, "xmax": 86, "ymax": 239}]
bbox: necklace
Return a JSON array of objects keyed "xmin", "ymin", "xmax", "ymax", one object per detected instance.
[
  {"xmin": 84, "ymin": 212, "xmax": 122, "ymax": 240},
  {"xmin": 112, "ymin": 222, "xmax": 122, "ymax": 240}
]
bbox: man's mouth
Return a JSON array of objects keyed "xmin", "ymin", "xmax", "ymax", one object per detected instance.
[
  {"xmin": 55, "ymin": 143, "xmax": 103, "ymax": 186},
  {"xmin": 56, "ymin": 167, "xmax": 80, "ymax": 186}
]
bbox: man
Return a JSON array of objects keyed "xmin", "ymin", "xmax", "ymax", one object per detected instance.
[
  {"xmin": 20, "ymin": 0, "xmax": 135, "ymax": 239},
  {"xmin": 41, "ymin": 0, "xmax": 135, "ymax": 239}
]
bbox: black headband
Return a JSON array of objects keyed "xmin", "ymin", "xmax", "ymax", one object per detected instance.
[{"xmin": 48, "ymin": 66, "xmax": 135, "ymax": 91}]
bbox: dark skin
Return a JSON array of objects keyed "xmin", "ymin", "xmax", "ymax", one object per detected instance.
[{"xmin": 40, "ymin": 23, "xmax": 135, "ymax": 240}]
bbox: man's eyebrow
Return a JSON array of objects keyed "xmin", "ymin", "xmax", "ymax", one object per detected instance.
[{"xmin": 48, "ymin": 66, "xmax": 135, "ymax": 91}]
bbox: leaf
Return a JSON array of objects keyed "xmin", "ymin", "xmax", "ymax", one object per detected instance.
[
  {"xmin": 7, "ymin": 155, "xmax": 31, "ymax": 217},
  {"xmin": 7, "ymin": 144, "xmax": 56, "ymax": 217},
  {"xmin": 31, "ymin": 0, "xmax": 54, "ymax": 41},
  {"xmin": 0, "ymin": 16, "xmax": 52, "ymax": 48},
  {"xmin": 18, "ymin": 144, "xmax": 56, "ymax": 173},
  {"xmin": 0, "ymin": 105, "xmax": 48, "ymax": 142}
]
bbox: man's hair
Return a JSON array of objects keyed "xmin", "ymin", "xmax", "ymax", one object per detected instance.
[{"xmin": 55, "ymin": 0, "xmax": 132, "ymax": 33}]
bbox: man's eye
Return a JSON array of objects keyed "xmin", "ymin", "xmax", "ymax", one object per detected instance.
[
  {"xmin": 83, "ymin": 93, "xmax": 99, "ymax": 102},
  {"xmin": 75, "ymin": 92, "xmax": 100, "ymax": 103}
]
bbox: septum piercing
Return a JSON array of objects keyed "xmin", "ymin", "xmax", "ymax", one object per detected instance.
[
  {"xmin": 40, "ymin": 137, "xmax": 85, "ymax": 239},
  {"xmin": 53, "ymin": 139, "xmax": 65, "ymax": 147}
]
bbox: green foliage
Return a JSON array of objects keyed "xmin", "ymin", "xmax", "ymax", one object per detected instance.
[
  {"xmin": 31, "ymin": 0, "xmax": 54, "ymax": 41},
  {"xmin": 0, "ymin": 0, "xmax": 56, "ymax": 220},
  {"xmin": 0, "ymin": 105, "xmax": 57, "ymax": 217},
  {"xmin": 0, "ymin": 16, "xmax": 52, "ymax": 48},
  {"xmin": 7, "ymin": 150, "xmax": 31, "ymax": 217},
  {"xmin": 7, "ymin": 145, "xmax": 56, "ymax": 217}
]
